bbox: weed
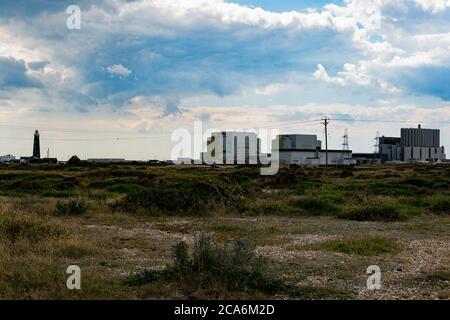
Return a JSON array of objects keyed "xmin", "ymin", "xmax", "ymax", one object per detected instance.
[
  {"xmin": 55, "ymin": 200, "xmax": 88, "ymax": 216},
  {"xmin": 127, "ymin": 234, "xmax": 287, "ymax": 295},
  {"xmin": 312, "ymin": 236, "xmax": 401, "ymax": 256},
  {"xmin": 339, "ymin": 204, "xmax": 406, "ymax": 222}
]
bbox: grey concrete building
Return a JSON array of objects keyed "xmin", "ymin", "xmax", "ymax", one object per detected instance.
[{"xmin": 379, "ymin": 125, "xmax": 446, "ymax": 163}]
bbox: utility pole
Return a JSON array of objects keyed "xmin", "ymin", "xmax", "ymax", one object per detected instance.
[{"xmin": 321, "ymin": 117, "xmax": 329, "ymax": 166}]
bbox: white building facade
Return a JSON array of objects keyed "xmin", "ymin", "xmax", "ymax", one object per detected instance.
[
  {"xmin": 201, "ymin": 132, "xmax": 267, "ymax": 165},
  {"xmin": 272, "ymin": 134, "xmax": 354, "ymax": 166}
]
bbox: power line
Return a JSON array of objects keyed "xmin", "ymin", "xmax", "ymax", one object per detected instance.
[
  {"xmin": 330, "ymin": 118, "xmax": 450, "ymax": 124},
  {"xmin": 0, "ymin": 124, "xmax": 130, "ymax": 134}
]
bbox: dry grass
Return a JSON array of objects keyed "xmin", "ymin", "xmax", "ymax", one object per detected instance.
[{"xmin": 0, "ymin": 164, "xmax": 449, "ymax": 299}]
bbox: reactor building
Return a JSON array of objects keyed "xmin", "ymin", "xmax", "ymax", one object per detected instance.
[
  {"xmin": 379, "ymin": 125, "xmax": 445, "ymax": 163},
  {"xmin": 201, "ymin": 131, "xmax": 265, "ymax": 165}
]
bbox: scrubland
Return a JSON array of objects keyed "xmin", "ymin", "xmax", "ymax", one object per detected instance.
[{"xmin": 0, "ymin": 163, "xmax": 448, "ymax": 299}]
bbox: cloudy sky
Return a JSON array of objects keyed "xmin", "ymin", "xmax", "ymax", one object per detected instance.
[{"xmin": 1, "ymin": 0, "xmax": 450, "ymax": 160}]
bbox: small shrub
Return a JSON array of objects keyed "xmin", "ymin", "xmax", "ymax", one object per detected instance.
[
  {"xmin": 290, "ymin": 196, "xmax": 339, "ymax": 216},
  {"xmin": 55, "ymin": 200, "xmax": 88, "ymax": 216},
  {"xmin": 339, "ymin": 204, "xmax": 405, "ymax": 222},
  {"xmin": 340, "ymin": 167, "xmax": 354, "ymax": 178},
  {"xmin": 127, "ymin": 234, "xmax": 287, "ymax": 295},
  {"xmin": 428, "ymin": 196, "xmax": 450, "ymax": 215},
  {"xmin": 127, "ymin": 269, "xmax": 168, "ymax": 286},
  {"xmin": 424, "ymin": 268, "xmax": 450, "ymax": 282},
  {"xmin": 314, "ymin": 236, "xmax": 401, "ymax": 256},
  {"xmin": 402, "ymin": 177, "xmax": 433, "ymax": 188}
]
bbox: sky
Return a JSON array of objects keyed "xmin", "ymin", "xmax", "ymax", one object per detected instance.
[{"xmin": 1, "ymin": 0, "xmax": 450, "ymax": 160}]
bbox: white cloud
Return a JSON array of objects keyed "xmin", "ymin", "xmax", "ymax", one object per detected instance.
[
  {"xmin": 106, "ymin": 64, "xmax": 132, "ymax": 77},
  {"xmin": 314, "ymin": 63, "xmax": 370, "ymax": 86},
  {"xmin": 414, "ymin": 0, "xmax": 450, "ymax": 13},
  {"xmin": 255, "ymin": 83, "xmax": 297, "ymax": 95}
]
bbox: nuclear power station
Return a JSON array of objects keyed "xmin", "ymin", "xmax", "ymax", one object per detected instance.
[
  {"xmin": 379, "ymin": 125, "xmax": 445, "ymax": 163},
  {"xmin": 200, "ymin": 124, "xmax": 446, "ymax": 166}
]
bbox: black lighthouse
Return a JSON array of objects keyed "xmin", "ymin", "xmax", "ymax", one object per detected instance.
[{"xmin": 33, "ymin": 130, "xmax": 40, "ymax": 159}]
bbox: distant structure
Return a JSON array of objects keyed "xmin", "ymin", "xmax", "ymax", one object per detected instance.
[
  {"xmin": 20, "ymin": 130, "xmax": 57, "ymax": 164},
  {"xmin": 379, "ymin": 125, "xmax": 446, "ymax": 163},
  {"xmin": 342, "ymin": 128, "xmax": 349, "ymax": 151},
  {"xmin": 0, "ymin": 154, "xmax": 16, "ymax": 163},
  {"xmin": 201, "ymin": 132, "xmax": 265, "ymax": 165},
  {"xmin": 176, "ymin": 157, "xmax": 194, "ymax": 165},
  {"xmin": 272, "ymin": 134, "xmax": 354, "ymax": 165},
  {"xmin": 33, "ymin": 130, "xmax": 40, "ymax": 159},
  {"xmin": 374, "ymin": 131, "xmax": 380, "ymax": 154},
  {"xmin": 86, "ymin": 158, "xmax": 126, "ymax": 163}
]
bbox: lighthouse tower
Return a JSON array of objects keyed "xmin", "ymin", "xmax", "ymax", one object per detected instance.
[{"xmin": 33, "ymin": 130, "xmax": 40, "ymax": 159}]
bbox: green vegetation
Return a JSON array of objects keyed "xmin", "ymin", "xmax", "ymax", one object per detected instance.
[
  {"xmin": 0, "ymin": 163, "xmax": 448, "ymax": 299},
  {"xmin": 55, "ymin": 200, "xmax": 88, "ymax": 216},
  {"xmin": 127, "ymin": 234, "xmax": 354, "ymax": 299},
  {"xmin": 0, "ymin": 163, "xmax": 449, "ymax": 220},
  {"xmin": 311, "ymin": 236, "xmax": 401, "ymax": 256},
  {"xmin": 338, "ymin": 204, "xmax": 406, "ymax": 222},
  {"xmin": 427, "ymin": 195, "xmax": 450, "ymax": 215},
  {"xmin": 128, "ymin": 235, "xmax": 286, "ymax": 293}
]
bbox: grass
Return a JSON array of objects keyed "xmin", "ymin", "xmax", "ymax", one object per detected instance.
[
  {"xmin": 55, "ymin": 200, "xmax": 88, "ymax": 216},
  {"xmin": 0, "ymin": 213, "xmax": 66, "ymax": 242},
  {"xmin": 127, "ymin": 234, "xmax": 287, "ymax": 295},
  {"xmin": 338, "ymin": 204, "xmax": 406, "ymax": 222},
  {"xmin": 127, "ymin": 234, "xmax": 354, "ymax": 299},
  {"xmin": 311, "ymin": 236, "xmax": 401, "ymax": 256},
  {"xmin": 289, "ymin": 195, "xmax": 341, "ymax": 216},
  {"xmin": 423, "ymin": 268, "xmax": 450, "ymax": 282},
  {"xmin": 0, "ymin": 163, "xmax": 448, "ymax": 299},
  {"xmin": 427, "ymin": 195, "xmax": 450, "ymax": 215}
]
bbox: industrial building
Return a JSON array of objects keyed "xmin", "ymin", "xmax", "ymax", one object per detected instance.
[
  {"xmin": 272, "ymin": 134, "xmax": 354, "ymax": 166},
  {"xmin": 201, "ymin": 132, "xmax": 265, "ymax": 165},
  {"xmin": 379, "ymin": 125, "xmax": 445, "ymax": 163},
  {"xmin": 0, "ymin": 154, "xmax": 16, "ymax": 163}
]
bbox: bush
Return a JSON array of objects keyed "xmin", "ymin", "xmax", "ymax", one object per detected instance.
[
  {"xmin": 428, "ymin": 196, "xmax": 450, "ymax": 215},
  {"xmin": 340, "ymin": 167, "xmax": 354, "ymax": 178},
  {"xmin": 314, "ymin": 236, "xmax": 401, "ymax": 256},
  {"xmin": 127, "ymin": 234, "xmax": 287, "ymax": 295},
  {"xmin": 67, "ymin": 155, "xmax": 82, "ymax": 166},
  {"xmin": 113, "ymin": 180, "xmax": 231, "ymax": 214},
  {"xmin": 55, "ymin": 200, "xmax": 88, "ymax": 216},
  {"xmin": 290, "ymin": 196, "xmax": 340, "ymax": 216},
  {"xmin": 339, "ymin": 204, "xmax": 405, "ymax": 222}
]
